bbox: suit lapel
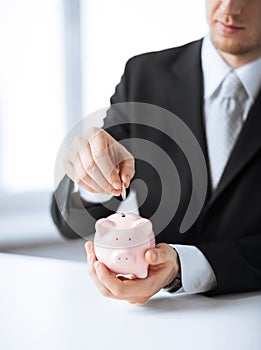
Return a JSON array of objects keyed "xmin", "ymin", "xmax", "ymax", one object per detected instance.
[
  {"xmin": 167, "ymin": 40, "xmax": 212, "ymax": 201},
  {"xmin": 167, "ymin": 40, "xmax": 209, "ymax": 163}
]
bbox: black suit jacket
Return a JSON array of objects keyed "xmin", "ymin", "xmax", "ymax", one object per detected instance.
[{"xmin": 51, "ymin": 39, "xmax": 261, "ymax": 295}]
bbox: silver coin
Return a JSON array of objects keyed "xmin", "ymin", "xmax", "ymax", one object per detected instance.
[{"xmin": 121, "ymin": 181, "xmax": 126, "ymax": 201}]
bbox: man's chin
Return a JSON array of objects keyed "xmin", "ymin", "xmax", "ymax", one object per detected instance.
[{"xmin": 211, "ymin": 36, "xmax": 248, "ymax": 56}]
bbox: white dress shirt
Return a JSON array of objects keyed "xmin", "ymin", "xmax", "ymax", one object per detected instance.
[{"xmin": 77, "ymin": 36, "xmax": 261, "ymax": 294}]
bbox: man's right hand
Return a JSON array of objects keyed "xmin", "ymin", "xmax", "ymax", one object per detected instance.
[{"xmin": 63, "ymin": 127, "xmax": 135, "ymax": 196}]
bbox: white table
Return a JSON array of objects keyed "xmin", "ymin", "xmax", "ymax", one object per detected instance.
[{"xmin": 0, "ymin": 253, "xmax": 260, "ymax": 350}]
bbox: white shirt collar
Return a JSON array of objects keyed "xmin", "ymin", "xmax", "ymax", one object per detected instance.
[
  {"xmin": 236, "ymin": 58, "xmax": 261, "ymax": 103},
  {"xmin": 201, "ymin": 35, "xmax": 261, "ymax": 103}
]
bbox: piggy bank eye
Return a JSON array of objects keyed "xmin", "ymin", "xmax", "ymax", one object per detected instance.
[
  {"xmin": 128, "ymin": 237, "xmax": 132, "ymax": 241},
  {"xmin": 116, "ymin": 237, "xmax": 119, "ymax": 240}
]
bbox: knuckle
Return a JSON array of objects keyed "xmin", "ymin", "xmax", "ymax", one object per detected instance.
[
  {"xmin": 74, "ymin": 164, "xmax": 82, "ymax": 176},
  {"xmin": 89, "ymin": 128, "xmax": 106, "ymax": 144},
  {"xmin": 88, "ymin": 126, "xmax": 100, "ymax": 135},
  {"xmin": 75, "ymin": 165, "xmax": 86, "ymax": 179},
  {"xmin": 160, "ymin": 250, "xmax": 168, "ymax": 262},
  {"xmin": 125, "ymin": 149, "xmax": 134, "ymax": 160},
  {"xmin": 84, "ymin": 159, "xmax": 95, "ymax": 172},
  {"xmin": 92, "ymin": 149, "xmax": 104, "ymax": 163}
]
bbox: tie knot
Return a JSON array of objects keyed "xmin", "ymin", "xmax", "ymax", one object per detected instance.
[{"xmin": 220, "ymin": 72, "xmax": 248, "ymax": 103}]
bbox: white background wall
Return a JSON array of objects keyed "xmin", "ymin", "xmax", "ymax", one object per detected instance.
[
  {"xmin": 81, "ymin": 0, "xmax": 208, "ymax": 116},
  {"xmin": 0, "ymin": 0, "xmax": 66, "ymax": 193}
]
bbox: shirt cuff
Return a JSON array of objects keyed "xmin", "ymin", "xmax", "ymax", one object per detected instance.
[
  {"xmin": 170, "ymin": 244, "xmax": 217, "ymax": 294},
  {"xmin": 75, "ymin": 183, "xmax": 113, "ymax": 203}
]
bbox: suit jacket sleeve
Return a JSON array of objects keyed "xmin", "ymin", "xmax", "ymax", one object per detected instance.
[{"xmin": 197, "ymin": 236, "xmax": 261, "ymax": 295}]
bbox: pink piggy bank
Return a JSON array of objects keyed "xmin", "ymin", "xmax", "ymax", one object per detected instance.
[{"xmin": 94, "ymin": 213, "xmax": 155, "ymax": 279}]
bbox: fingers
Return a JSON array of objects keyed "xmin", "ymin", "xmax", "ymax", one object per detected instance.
[
  {"xmin": 85, "ymin": 241, "xmax": 150, "ymax": 303},
  {"xmin": 93, "ymin": 261, "xmax": 151, "ymax": 303},
  {"xmin": 89, "ymin": 134, "xmax": 122, "ymax": 190},
  {"xmin": 64, "ymin": 128, "xmax": 135, "ymax": 195},
  {"xmin": 85, "ymin": 242, "xmax": 116, "ymax": 299},
  {"xmin": 66, "ymin": 134, "xmax": 115, "ymax": 194},
  {"xmin": 87, "ymin": 247, "xmax": 151, "ymax": 301},
  {"xmin": 85, "ymin": 242, "xmax": 178, "ymax": 304},
  {"xmin": 120, "ymin": 158, "xmax": 135, "ymax": 188},
  {"xmin": 78, "ymin": 143, "xmax": 114, "ymax": 194},
  {"xmin": 65, "ymin": 157, "xmax": 108, "ymax": 194}
]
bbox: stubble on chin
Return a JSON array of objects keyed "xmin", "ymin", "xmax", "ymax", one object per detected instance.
[{"xmin": 211, "ymin": 35, "xmax": 246, "ymax": 56}]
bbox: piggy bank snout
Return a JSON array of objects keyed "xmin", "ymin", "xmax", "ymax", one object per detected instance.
[{"xmin": 112, "ymin": 249, "xmax": 136, "ymax": 266}]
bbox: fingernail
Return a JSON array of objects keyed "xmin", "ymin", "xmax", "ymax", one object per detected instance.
[
  {"xmin": 112, "ymin": 189, "xmax": 121, "ymax": 196},
  {"xmin": 112, "ymin": 181, "xmax": 121, "ymax": 189},
  {"xmin": 151, "ymin": 251, "xmax": 157, "ymax": 262},
  {"xmin": 123, "ymin": 175, "xmax": 130, "ymax": 187}
]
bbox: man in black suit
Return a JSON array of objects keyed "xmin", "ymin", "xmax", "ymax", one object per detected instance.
[{"xmin": 51, "ymin": 0, "xmax": 261, "ymax": 304}]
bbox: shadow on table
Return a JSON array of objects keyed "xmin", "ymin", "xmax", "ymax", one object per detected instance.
[{"xmin": 138, "ymin": 291, "xmax": 261, "ymax": 313}]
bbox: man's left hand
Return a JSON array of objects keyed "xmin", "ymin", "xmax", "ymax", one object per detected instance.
[{"xmin": 85, "ymin": 241, "xmax": 179, "ymax": 304}]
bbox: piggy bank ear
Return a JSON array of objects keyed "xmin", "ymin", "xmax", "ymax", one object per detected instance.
[
  {"xmin": 95, "ymin": 219, "xmax": 115, "ymax": 236},
  {"xmin": 131, "ymin": 218, "xmax": 152, "ymax": 236}
]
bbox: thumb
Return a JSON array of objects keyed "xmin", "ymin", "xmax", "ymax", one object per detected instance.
[
  {"xmin": 145, "ymin": 244, "xmax": 170, "ymax": 265},
  {"xmin": 120, "ymin": 158, "xmax": 135, "ymax": 188}
]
